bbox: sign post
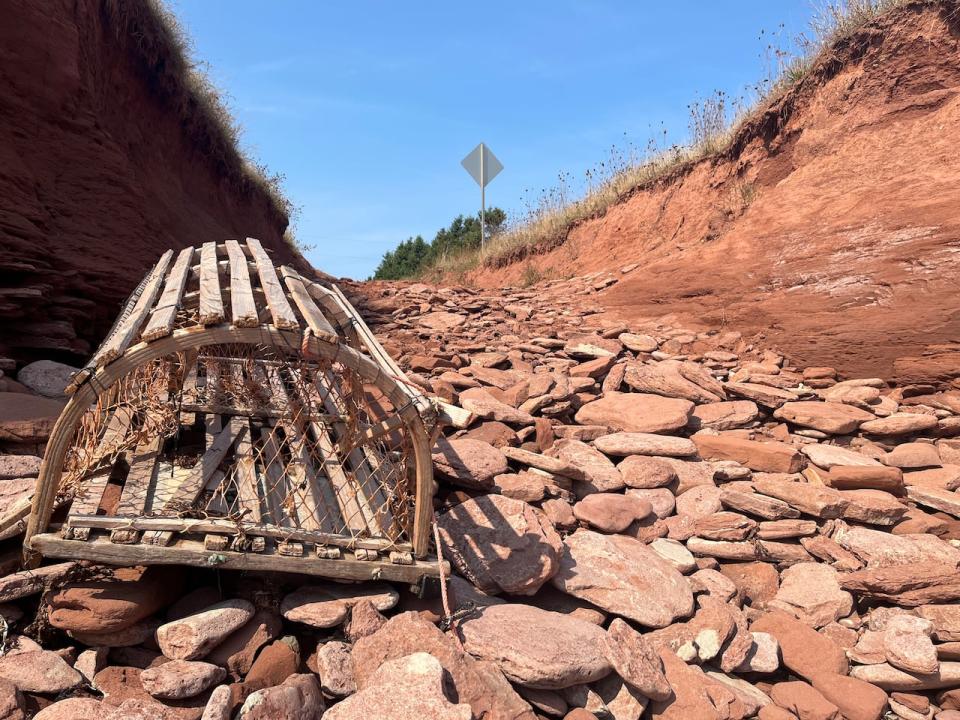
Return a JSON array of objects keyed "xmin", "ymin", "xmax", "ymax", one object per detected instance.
[{"xmin": 461, "ymin": 143, "xmax": 503, "ymax": 248}]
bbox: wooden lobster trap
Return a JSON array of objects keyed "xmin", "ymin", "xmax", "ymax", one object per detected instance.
[{"xmin": 24, "ymin": 239, "xmax": 452, "ymax": 583}]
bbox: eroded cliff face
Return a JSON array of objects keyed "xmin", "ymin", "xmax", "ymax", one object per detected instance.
[
  {"xmin": 0, "ymin": 0, "xmax": 307, "ymax": 365},
  {"xmin": 467, "ymin": 0, "xmax": 960, "ymax": 385}
]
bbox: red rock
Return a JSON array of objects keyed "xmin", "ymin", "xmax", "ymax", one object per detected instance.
[
  {"xmin": 0, "ymin": 392, "xmax": 64, "ymax": 442},
  {"xmin": 595, "ymin": 432, "xmax": 697, "ymax": 457},
  {"xmin": 624, "ymin": 361, "xmax": 724, "ymax": 403},
  {"xmin": 551, "ymin": 529, "xmax": 694, "ymax": 628},
  {"xmin": 572, "ymin": 493, "xmax": 651, "ymax": 533},
  {"xmin": 351, "ymin": 611, "xmax": 535, "ymax": 720},
  {"xmin": 464, "ymin": 421, "xmax": 519, "ymax": 448},
  {"xmin": 238, "ymin": 673, "xmax": 324, "ymax": 720},
  {"xmin": 691, "ymin": 400, "xmax": 760, "ymax": 431},
  {"xmin": 432, "ymin": 437, "xmax": 509, "ymax": 489},
  {"xmin": 603, "ymin": 618, "xmax": 671, "ymax": 701},
  {"xmin": 751, "ymin": 611, "xmax": 848, "ymax": 680},
  {"xmin": 32, "ymin": 697, "xmax": 103, "ymax": 720},
  {"xmin": 206, "ymin": 610, "xmax": 280, "ymax": 679},
  {"xmin": 280, "ymin": 583, "xmax": 397, "ymax": 628},
  {"xmin": 457, "ymin": 603, "xmax": 611, "ymax": 689},
  {"xmin": 770, "ymin": 681, "xmax": 840, "ymax": 720},
  {"xmin": 693, "ymin": 435, "xmax": 803, "ymax": 473},
  {"xmin": 0, "ymin": 650, "xmax": 82, "ymax": 693},
  {"xmin": 885, "ymin": 442, "xmax": 942, "ymax": 469},
  {"xmin": 574, "ymin": 392, "xmax": 693, "ymax": 434},
  {"xmin": 860, "ymin": 413, "xmax": 939, "ymax": 436},
  {"xmin": 155, "ymin": 599, "xmax": 255, "ymax": 661},
  {"xmin": 752, "ymin": 479, "xmax": 848, "ymax": 519},
  {"xmin": 48, "ymin": 566, "xmax": 183, "ymax": 633},
  {"xmin": 140, "ymin": 660, "xmax": 225, "ymax": 700},
  {"xmin": 437, "ymin": 493, "xmax": 562, "ymax": 595},
  {"xmin": 774, "ymin": 401, "xmax": 874, "ymax": 435},
  {"xmin": 839, "ymin": 562, "xmax": 960, "ymax": 606},
  {"xmin": 617, "ymin": 455, "xmax": 679, "ymax": 489}
]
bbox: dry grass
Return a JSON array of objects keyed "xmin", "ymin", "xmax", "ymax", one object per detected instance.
[
  {"xmin": 102, "ymin": 0, "xmax": 303, "ymax": 253},
  {"xmin": 422, "ymin": 0, "xmax": 917, "ymax": 279}
]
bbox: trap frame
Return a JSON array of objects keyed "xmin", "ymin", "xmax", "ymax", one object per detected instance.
[{"xmin": 24, "ymin": 239, "xmax": 457, "ymax": 583}]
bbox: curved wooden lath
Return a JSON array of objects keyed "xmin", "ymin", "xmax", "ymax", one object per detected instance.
[{"xmin": 25, "ymin": 239, "xmax": 447, "ymax": 583}]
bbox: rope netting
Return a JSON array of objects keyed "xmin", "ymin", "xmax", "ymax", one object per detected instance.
[{"xmin": 59, "ymin": 342, "xmax": 417, "ymax": 549}]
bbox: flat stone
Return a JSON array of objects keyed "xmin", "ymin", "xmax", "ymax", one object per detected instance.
[
  {"xmin": 753, "ymin": 478, "xmax": 848, "ymax": 519},
  {"xmin": 623, "ymin": 361, "xmax": 723, "ymax": 403},
  {"xmin": 437, "ymin": 493, "xmax": 562, "ymax": 595},
  {"xmin": 619, "ymin": 333, "xmax": 658, "ymax": 353},
  {"xmin": 650, "ymin": 538, "xmax": 697, "ymax": 573},
  {"xmin": 735, "ymin": 632, "xmax": 780, "ymax": 673},
  {"xmin": 860, "ymin": 413, "xmax": 940, "ymax": 436},
  {"xmin": 432, "ymin": 437, "xmax": 508, "ymax": 489},
  {"xmin": 850, "ymin": 661, "xmax": 960, "ymax": 690},
  {"xmin": 694, "ymin": 512, "xmax": 758, "ymax": 541},
  {"xmin": 690, "ymin": 400, "xmax": 760, "ymax": 431},
  {"xmin": 774, "ymin": 401, "xmax": 874, "ymax": 434},
  {"xmin": 239, "ymin": 673, "xmax": 325, "ymax": 720},
  {"xmin": 840, "ymin": 488, "xmax": 907, "ymax": 525},
  {"xmin": 155, "ymin": 599, "xmax": 255, "ymax": 660},
  {"xmin": 550, "ymin": 529, "xmax": 694, "ymax": 627},
  {"xmin": 885, "ymin": 442, "xmax": 942, "ymax": 469},
  {"xmin": 616, "ymin": 455, "xmax": 679, "ymax": 489},
  {"xmin": 725, "ymin": 382, "xmax": 799, "ymax": 409},
  {"xmin": 884, "ymin": 615, "xmax": 938, "ymax": 675},
  {"xmin": 16, "ymin": 360, "xmax": 78, "ymax": 398},
  {"xmin": 460, "ymin": 387, "xmax": 535, "ymax": 426},
  {"xmin": 574, "ymin": 392, "xmax": 693, "ymax": 434},
  {"xmin": 917, "ymin": 605, "xmax": 960, "ymax": 642},
  {"xmin": 281, "ymin": 583, "xmax": 398, "ymax": 628},
  {"xmin": 324, "ymin": 653, "xmax": 469, "ymax": 720},
  {"xmin": 751, "ymin": 611, "xmax": 848, "ymax": 680},
  {"xmin": 206, "ymin": 609, "xmax": 281, "ymax": 679},
  {"xmin": 314, "ymin": 641, "xmax": 356, "ymax": 697},
  {"xmin": 552, "ymin": 439, "xmax": 623, "ymax": 493},
  {"xmin": 48, "ymin": 566, "xmax": 183, "ymax": 633},
  {"xmin": 906, "ymin": 485, "xmax": 960, "ymax": 517},
  {"xmin": 0, "ymin": 392, "xmax": 65, "ymax": 443},
  {"xmin": 768, "ymin": 562, "xmax": 853, "ymax": 628},
  {"xmin": 33, "ymin": 697, "xmax": 104, "ymax": 720},
  {"xmin": 675, "ymin": 485, "xmax": 722, "ymax": 520},
  {"xmin": 627, "ymin": 488, "xmax": 676, "ymax": 518},
  {"xmin": 839, "ymin": 562, "xmax": 960, "ymax": 606},
  {"xmin": 573, "ymin": 493, "xmax": 651, "ymax": 533},
  {"xmin": 419, "ymin": 311, "xmax": 466, "ymax": 332},
  {"xmin": 594, "ymin": 432, "xmax": 697, "ymax": 458},
  {"xmin": 603, "ymin": 618, "xmax": 671, "ymax": 701},
  {"xmin": 0, "ymin": 650, "xmax": 83, "ymax": 693},
  {"xmin": 808, "ymin": 671, "xmax": 888, "ymax": 720},
  {"xmin": 0, "ymin": 454, "xmax": 41, "ymax": 479},
  {"xmin": 564, "ymin": 335, "xmax": 622, "ymax": 359},
  {"xmin": 140, "ymin": 660, "xmax": 226, "ymax": 700},
  {"xmin": 693, "ymin": 435, "xmax": 803, "ymax": 473},
  {"xmin": 770, "ymin": 681, "xmax": 840, "ymax": 720},
  {"xmin": 832, "ymin": 524, "xmax": 960, "ymax": 568},
  {"xmin": 351, "ymin": 611, "xmax": 535, "ymax": 720},
  {"xmin": 458, "ymin": 603, "xmax": 611, "ymax": 689},
  {"xmin": 801, "ymin": 444, "xmax": 881, "ymax": 469},
  {"xmin": 720, "ymin": 562, "xmax": 780, "ymax": 608}
]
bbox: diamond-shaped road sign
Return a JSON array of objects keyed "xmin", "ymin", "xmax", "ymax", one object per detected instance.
[{"xmin": 461, "ymin": 143, "xmax": 503, "ymax": 188}]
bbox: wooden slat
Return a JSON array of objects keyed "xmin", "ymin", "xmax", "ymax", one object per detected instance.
[
  {"xmin": 198, "ymin": 242, "xmax": 225, "ymax": 325},
  {"xmin": 141, "ymin": 247, "xmax": 194, "ymax": 341},
  {"xmin": 31, "ymin": 533, "xmax": 442, "ymax": 583},
  {"xmin": 266, "ymin": 368, "xmax": 344, "ymax": 534},
  {"xmin": 232, "ymin": 419, "xmax": 262, "ymax": 522},
  {"xmin": 314, "ymin": 372, "xmax": 397, "ymax": 538},
  {"xmin": 225, "ymin": 240, "xmax": 259, "ymax": 327},
  {"xmin": 164, "ymin": 417, "xmax": 244, "ymax": 510},
  {"xmin": 114, "ymin": 435, "xmax": 162, "ymax": 516},
  {"xmin": 95, "ymin": 250, "xmax": 175, "ymax": 364},
  {"xmin": 246, "ymin": 237, "xmax": 299, "ymax": 330},
  {"xmin": 70, "ymin": 408, "xmax": 136, "ymax": 516},
  {"xmin": 279, "ymin": 266, "xmax": 337, "ymax": 338},
  {"xmin": 257, "ymin": 422, "xmax": 290, "ymax": 527}
]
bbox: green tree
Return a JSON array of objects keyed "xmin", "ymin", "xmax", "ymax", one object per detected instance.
[{"xmin": 372, "ymin": 208, "xmax": 505, "ymax": 280}]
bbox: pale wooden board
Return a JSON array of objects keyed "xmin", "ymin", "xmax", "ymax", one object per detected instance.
[
  {"xmin": 198, "ymin": 241, "xmax": 225, "ymax": 325},
  {"xmin": 70, "ymin": 407, "xmax": 136, "ymax": 516},
  {"xmin": 141, "ymin": 246, "xmax": 194, "ymax": 341},
  {"xmin": 256, "ymin": 422, "xmax": 291, "ymax": 527},
  {"xmin": 164, "ymin": 416, "xmax": 244, "ymax": 510},
  {"xmin": 114, "ymin": 434, "xmax": 162, "ymax": 516},
  {"xmin": 96, "ymin": 250, "xmax": 175, "ymax": 364},
  {"xmin": 232, "ymin": 419, "xmax": 262, "ymax": 523},
  {"xmin": 266, "ymin": 367, "xmax": 344, "ymax": 534},
  {"xmin": 315, "ymin": 372, "xmax": 398, "ymax": 537},
  {"xmin": 225, "ymin": 240, "xmax": 259, "ymax": 327},
  {"xmin": 246, "ymin": 237, "xmax": 299, "ymax": 330},
  {"xmin": 278, "ymin": 266, "xmax": 337, "ymax": 337}
]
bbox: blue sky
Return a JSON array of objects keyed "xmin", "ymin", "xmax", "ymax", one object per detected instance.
[{"xmin": 173, "ymin": 1, "xmax": 815, "ymax": 279}]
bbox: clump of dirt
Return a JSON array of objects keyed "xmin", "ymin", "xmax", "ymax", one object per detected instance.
[{"xmin": 466, "ymin": 0, "xmax": 960, "ymax": 385}]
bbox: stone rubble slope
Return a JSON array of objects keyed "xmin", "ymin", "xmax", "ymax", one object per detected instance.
[{"xmin": 0, "ymin": 270, "xmax": 959, "ymax": 718}]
